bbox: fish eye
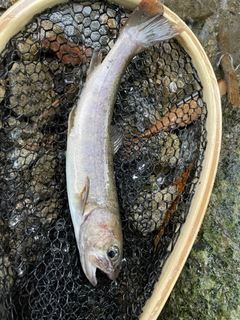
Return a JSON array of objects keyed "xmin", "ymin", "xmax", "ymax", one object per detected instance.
[{"xmin": 107, "ymin": 245, "xmax": 120, "ymax": 262}]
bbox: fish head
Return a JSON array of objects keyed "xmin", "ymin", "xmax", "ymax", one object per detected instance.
[{"xmin": 78, "ymin": 207, "xmax": 123, "ymax": 286}]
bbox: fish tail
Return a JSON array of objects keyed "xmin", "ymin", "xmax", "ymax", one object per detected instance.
[{"xmin": 124, "ymin": 0, "xmax": 183, "ymax": 50}]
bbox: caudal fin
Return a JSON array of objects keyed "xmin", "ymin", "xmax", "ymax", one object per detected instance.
[{"xmin": 123, "ymin": 0, "xmax": 183, "ymax": 50}]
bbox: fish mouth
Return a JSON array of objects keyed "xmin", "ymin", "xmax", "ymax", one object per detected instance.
[
  {"xmin": 81, "ymin": 255, "xmax": 97, "ymax": 286},
  {"xmin": 106, "ymin": 264, "xmax": 121, "ymax": 281},
  {"xmin": 81, "ymin": 254, "xmax": 120, "ymax": 286}
]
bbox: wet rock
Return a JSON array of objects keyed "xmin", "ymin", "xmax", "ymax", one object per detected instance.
[
  {"xmin": 0, "ymin": 256, "xmax": 14, "ymax": 290},
  {"xmin": 129, "ymin": 184, "xmax": 179, "ymax": 235},
  {"xmin": 35, "ymin": 198, "xmax": 59, "ymax": 226},
  {"xmin": 165, "ymin": 0, "xmax": 217, "ymax": 23},
  {"xmin": 159, "ymin": 99, "xmax": 240, "ymax": 320},
  {"xmin": 0, "ymin": 0, "xmax": 12, "ymax": 10},
  {"xmin": 151, "ymin": 132, "xmax": 180, "ymax": 167},
  {"xmin": 8, "ymin": 61, "xmax": 54, "ymax": 117},
  {"xmin": 15, "ymin": 38, "xmax": 41, "ymax": 62},
  {"xmin": 5, "ymin": 116, "xmax": 21, "ymax": 129},
  {"xmin": 32, "ymin": 151, "xmax": 56, "ymax": 185},
  {"xmin": 8, "ymin": 148, "xmax": 38, "ymax": 171},
  {"xmin": 14, "ymin": 19, "xmax": 65, "ymax": 61},
  {"xmin": 0, "ymin": 80, "xmax": 5, "ymax": 102}
]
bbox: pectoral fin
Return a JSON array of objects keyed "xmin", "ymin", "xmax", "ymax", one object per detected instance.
[
  {"xmin": 76, "ymin": 176, "xmax": 90, "ymax": 216},
  {"xmin": 111, "ymin": 125, "xmax": 124, "ymax": 154}
]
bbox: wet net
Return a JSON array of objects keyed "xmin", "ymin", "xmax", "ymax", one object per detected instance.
[{"xmin": 0, "ymin": 1, "xmax": 207, "ymax": 319}]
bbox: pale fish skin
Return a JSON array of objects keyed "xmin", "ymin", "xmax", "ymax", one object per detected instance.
[{"xmin": 66, "ymin": 0, "xmax": 183, "ymax": 286}]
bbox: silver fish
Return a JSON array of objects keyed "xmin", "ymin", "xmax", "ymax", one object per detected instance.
[{"xmin": 66, "ymin": 0, "xmax": 183, "ymax": 286}]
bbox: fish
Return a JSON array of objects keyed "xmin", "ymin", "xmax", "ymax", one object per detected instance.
[{"xmin": 66, "ymin": 0, "xmax": 183, "ymax": 286}]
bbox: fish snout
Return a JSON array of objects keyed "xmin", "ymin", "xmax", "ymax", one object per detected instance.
[
  {"xmin": 88, "ymin": 253, "xmax": 121, "ymax": 283},
  {"xmin": 107, "ymin": 264, "xmax": 121, "ymax": 281}
]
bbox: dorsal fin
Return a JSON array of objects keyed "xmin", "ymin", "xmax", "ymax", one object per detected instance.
[{"xmin": 87, "ymin": 49, "xmax": 103, "ymax": 79}]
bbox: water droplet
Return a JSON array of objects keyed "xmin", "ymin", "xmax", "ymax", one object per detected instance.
[
  {"xmin": 62, "ymin": 243, "xmax": 70, "ymax": 253},
  {"xmin": 156, "ymin": 173, "xmax": 165, "ymax": 185},
  {"xmin": 137, "ymin": 161, "xmax": 146, "ymax": 173},
  {"xmin": 169, "ymin": 81, "xmax": 177, "ymax": 92},
  {"xmin": 16, "ymin": 263, "xmax": 27, "ymax": 278},
  {"xmin": 55, "ymin": 218, "xmax": 66, "ymax": 231},
  {"xmin": 8, "ymin": 215, "xmax": 21, "ymax": 228},
  {"xmin": 132, "ymin": 173, "xmax": 139, "ymax": 181}
]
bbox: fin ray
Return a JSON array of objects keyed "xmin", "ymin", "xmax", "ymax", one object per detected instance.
[
  {"xmin": 111, "ymin": 125, "xmax": 123, "ymax": 154},
  {"xmin": 87, "ymin": 49, "xmax": 103, "ymax": 79},
  {"xmin": 123, "ymin": 0, "xmax": 183, "ymax": 49}
]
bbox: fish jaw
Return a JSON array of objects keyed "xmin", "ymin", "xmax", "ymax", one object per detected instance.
[
  {"xmin": 81, "ymin": 255, "xmax": 97, "ymax": 286},
  {"xmin": 87, "ymin": 253, "xmax": 121, "ymax": 285},
  {"xmin": 80, "ymin": 252, "xmax": 120, "ymax": 286},
  {"xmin": 78, "ymin": 207, "xmax": 123, "ymax": 286}
]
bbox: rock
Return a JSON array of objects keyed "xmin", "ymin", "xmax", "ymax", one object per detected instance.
[
  {"xmin": 35, "ymin": 198, "xmax": 59, "ymax": 227},
  {"xmin": 0, "ymin": 80, "xmax": 5, "ymax": 102},
  {"xmin": 0, "ymin": 0, "xmax": 12, "ymax": 10},
  {"xmin": 8, "ymin": 61, "xmax": 54, "ymax": 117},
  {"xmin": 8, "ymin": 148, "xmax": 38, "ymax": 171},
  {"xmin": 164, "ymin": 0, "xmax": 217, "ymax": 23},
  {"xmin": 159, "ymin": 99, "xmax": 240, "ymax": 320},
  {"xmin": 151, "ymin": 132, "xmax": 180, "ymax": 167},
  {"xmin": 129, "ymin": 184, "xmax": 179, "ymax": 235},
  {"xmin": 32, "ymin": 151, "xmax": 56, "ymax": 185},
  {"xmin": 158, "ymin": 1, "xmax": 240, "ymax": 317}
]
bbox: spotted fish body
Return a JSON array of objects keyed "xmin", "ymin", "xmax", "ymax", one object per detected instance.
[{"xmin": 66, "ymin": 0, "xmax": 183, "ymax": 286}]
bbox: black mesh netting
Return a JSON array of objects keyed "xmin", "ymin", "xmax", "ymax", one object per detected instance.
[{"xmin": 0, "ymin": 1, "xmax": 207, "ymax": 319}]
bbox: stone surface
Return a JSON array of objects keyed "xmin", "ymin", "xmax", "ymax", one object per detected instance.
[
  {"xmin": 8, "ymin": 61, "xmax": 54, "ymax": 117},
  {"xmin": 159, "ymin": 99, "xmax": 240, "ymax": 319},
  {"xmin": 158, "ymin": 0, "xmax": 240, "ymax": 318},
  {"xmin": 0, "ymin": 0, "xmax": 15, "ymax": 17}
]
